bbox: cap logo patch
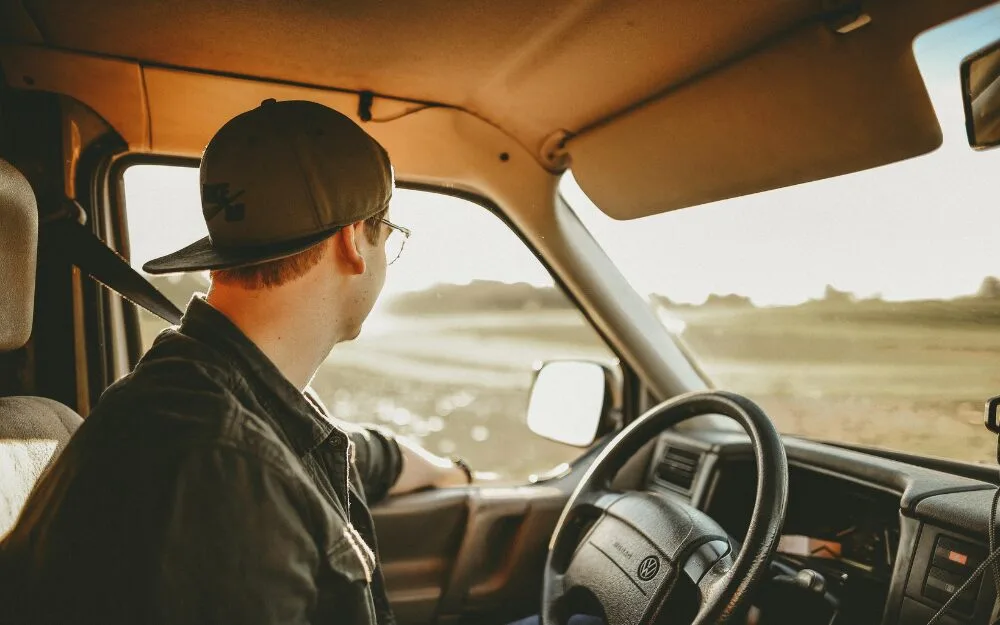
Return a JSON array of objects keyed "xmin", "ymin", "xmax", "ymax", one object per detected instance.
[{"xmin": 203, "ymin": 183, "xmax": 246, "ymax": 222}]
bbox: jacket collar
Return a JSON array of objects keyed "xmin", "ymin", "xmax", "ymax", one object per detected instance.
[{"xmin": 178, "ymin": 294, "xmax": 336, "ymax": 457}]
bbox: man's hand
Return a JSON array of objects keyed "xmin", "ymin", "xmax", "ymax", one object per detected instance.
[{"xmin": 388, "ymin": 436, "xmax": 472, "ymax": 495}]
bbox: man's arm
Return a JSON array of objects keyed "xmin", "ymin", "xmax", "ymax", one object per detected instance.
[
  {"xmin": 347, "ymin": 424, "xmax": 470, "ymax": 500},
  {"xmin": 389, "ymin": 435, "xmax": 471, "ymax": 495},
  {"xmin": 306, "ymin": 388, "xmax": 468, "ymax": 499},
  {"xmin": 155, "ymin": 445, "xmax": 321, "ymax": 624}
]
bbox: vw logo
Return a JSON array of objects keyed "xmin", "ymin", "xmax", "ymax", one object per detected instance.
[{"xmin": 637, "ymin": 555, "xmax": 660, "ymax": 581}]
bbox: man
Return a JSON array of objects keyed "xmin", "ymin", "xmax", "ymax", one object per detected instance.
[{"xmin": 1, "ymin": 99, "xmax": 470, "ymax": 625}]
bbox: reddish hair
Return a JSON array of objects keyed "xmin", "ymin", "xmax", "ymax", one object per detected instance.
[{"xmin": 211, "ymin": 209, "xmax": 386, "ymax": 289}]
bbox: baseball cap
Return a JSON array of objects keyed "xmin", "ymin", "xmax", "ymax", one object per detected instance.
[{"xmin": 143, "ymin": 99, "xmax": 394, "ymax": 274}]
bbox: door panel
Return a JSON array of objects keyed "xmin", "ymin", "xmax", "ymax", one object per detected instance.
[
  {"xmin": 372, "ymin": 438, "xmax": 656, "ymax": 625},
  {"xmin": 372, "ymin": 486, "xmax": 569, "ymax": 625},
  {"xmin": 438, "ymin": 486, "xmax": 568, "ymax": 624},
  {"xmin": 373, "ymin": 489, "xmax": 469, "ymax": 624}
]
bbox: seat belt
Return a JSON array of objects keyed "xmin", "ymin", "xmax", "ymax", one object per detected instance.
[{"xmin": 43, "ymin": 216, "xmax": 183, "ymax": 326}]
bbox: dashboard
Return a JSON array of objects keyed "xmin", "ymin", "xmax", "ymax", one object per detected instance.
[
  {"xmin": 641, "ymin": 430, "xmax": 1000, "ymax": 625},
  {"xmin": 705, "ymin": 459, "xmax": 901, "ymax": 624}
]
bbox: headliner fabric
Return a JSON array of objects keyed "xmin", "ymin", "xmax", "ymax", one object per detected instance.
[
  {"xmin": 0, "ymin": 159, "xmax": 38, "ymax": 351},
  {"xmin": 0, "ymin": 396, "xmax": 82, "ymax": 538},
  {"xmin": 3, "ymin": 0, "xmax": 813, "ymax": 157}
]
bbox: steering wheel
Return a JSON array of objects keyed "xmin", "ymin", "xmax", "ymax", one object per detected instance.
[{"xmin": 542, "ymin": 390, "xmax": 788, "ymax": 625}]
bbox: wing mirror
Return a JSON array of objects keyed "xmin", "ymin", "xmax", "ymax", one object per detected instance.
[
  {"xmin": 962, "ymin": 38, "xmax": 1000, "ymax": 150},
  {"xmin": 525, "ymin": 360, "xmax": 622, "ymax": 447}
]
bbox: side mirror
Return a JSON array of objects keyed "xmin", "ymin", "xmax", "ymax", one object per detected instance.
[
  {"xmin": 962, "ymin": 38, "xmax": 1000, "ymax": 150},
  {"xmin": 526, "ymin": 360, "xmax": 622, "ymax": 447}
]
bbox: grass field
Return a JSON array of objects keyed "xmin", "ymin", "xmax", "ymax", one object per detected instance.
[{"xmin": 138, "ymin": 279, "xmax": 1000, "ymax": 481}]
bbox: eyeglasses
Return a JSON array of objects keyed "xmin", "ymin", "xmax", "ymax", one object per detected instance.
[{"xmin": 380, "ymin": 217, "xmax": 411, "ymax": 266}]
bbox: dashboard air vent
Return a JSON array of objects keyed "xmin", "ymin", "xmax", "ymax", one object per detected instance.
[{"xmin": 654, "ymin": 445, "xmax": 702, "ymax": 492}]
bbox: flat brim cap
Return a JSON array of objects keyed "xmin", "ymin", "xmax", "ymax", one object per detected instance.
[{"xmin": 144, "ymin": 99, "xmax": 393, "ymax": 274}]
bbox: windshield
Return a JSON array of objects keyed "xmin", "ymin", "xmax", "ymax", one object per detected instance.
[{"xmin": 562, "ymin": 6, "xmax": 1000, "ymax": 465}]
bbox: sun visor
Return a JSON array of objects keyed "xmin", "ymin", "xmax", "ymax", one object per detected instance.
[{"xmin": 565, "ymin": 2, "xmax": 980, "ymax": 220}]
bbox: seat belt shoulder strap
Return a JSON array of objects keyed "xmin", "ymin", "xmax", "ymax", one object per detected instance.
[{"xmin": 44, "ymin": 218, "xmax": 183, "ymax": 326}]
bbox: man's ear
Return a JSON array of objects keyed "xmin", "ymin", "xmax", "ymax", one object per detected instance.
[{"xmin": 333, "ymin": 222, "xmax": 367, "ymax": 275}]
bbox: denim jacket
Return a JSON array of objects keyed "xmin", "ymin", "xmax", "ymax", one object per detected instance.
[{"xmin": 1, "ymin": 296, "xmax": 402, "ymax": 625}]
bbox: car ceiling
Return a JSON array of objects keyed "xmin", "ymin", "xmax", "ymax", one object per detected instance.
[
  {"xmin": 0, "ymin": 0, "xmax": 996, "ymax": 218},
  {"xmin": 1, "ymin": 0, "xmax": 814, "ymax": 156}
]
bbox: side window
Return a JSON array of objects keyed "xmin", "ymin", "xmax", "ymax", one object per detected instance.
[{"xmin": 124, "ymin": 164, "xmax": 619, "ymax": 483}]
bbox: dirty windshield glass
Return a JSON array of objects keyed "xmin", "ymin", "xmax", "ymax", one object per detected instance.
[{"xmin": 563, "ymin": 8, "xmax": 1000, "ymax": 465}]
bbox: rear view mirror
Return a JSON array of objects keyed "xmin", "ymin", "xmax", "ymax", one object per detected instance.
[
  {"xmin": 526, "ymin": 360, "xmax": 621, "ymax": 447},
  {"xmin": 962, "ymin": 39, "xmax": 1000, "ymax": 150}
]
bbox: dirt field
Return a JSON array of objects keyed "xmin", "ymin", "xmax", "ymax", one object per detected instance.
[
  {"xmin": 313, "ymin": 310, "xmax": 614, "ymax": 481},
  {"xmin": 667, "ymin": 299, "xmax": 1000, "ymax": 466},
  {"xmin": 137, "ymin": 286, "xmax": 1000, "ymax": 482}
]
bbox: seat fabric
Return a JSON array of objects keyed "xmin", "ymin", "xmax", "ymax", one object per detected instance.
[{"xmin": 0, "ymin": 158, "xmax": 83, "ymax": 539}]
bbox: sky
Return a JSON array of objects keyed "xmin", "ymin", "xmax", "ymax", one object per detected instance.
[{"xmin": 125, "ymin": 2, "xmax": 1000, "ymax": 307}]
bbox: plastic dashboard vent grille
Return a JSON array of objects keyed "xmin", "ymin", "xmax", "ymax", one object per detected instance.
[{"xmin": 654, "ymin": 445, "xmax": 702, "ymax": 492}]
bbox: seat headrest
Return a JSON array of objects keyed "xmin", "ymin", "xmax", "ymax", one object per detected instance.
[{"xmin": 0, "ymin": 159, "xmax": 38, "ymax": 352}]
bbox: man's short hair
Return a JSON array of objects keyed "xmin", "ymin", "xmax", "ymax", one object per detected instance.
[{"xmin": 211, "ymin": 208, "xmax": 387, "ymax": 289}]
